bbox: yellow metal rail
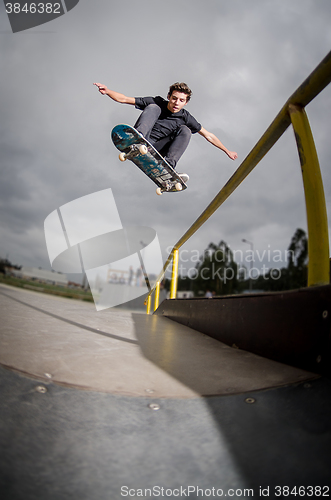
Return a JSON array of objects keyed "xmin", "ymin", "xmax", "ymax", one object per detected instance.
[
  {"xmin": 146, "ymin": 51, "xmax": 331, "ymax": 313},
  {"xmin": 288, "ymin": 104, "xmax": 330, "ymax": 286}
]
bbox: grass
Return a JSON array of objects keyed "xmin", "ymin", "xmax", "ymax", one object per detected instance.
[{"xmin": 0, "ymin": 274, "xmax": 94, "ymax": 302}]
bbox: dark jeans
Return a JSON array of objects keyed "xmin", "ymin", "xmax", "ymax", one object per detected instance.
[{"xmin": 134, "ymin": 104, "xmax": 191, "ymax": 168}]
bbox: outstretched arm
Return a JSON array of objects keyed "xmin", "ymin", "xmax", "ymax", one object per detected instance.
[
  {"xmin": 199, "ymin": 127, "xmax": 238, "ymax": 160},
  {"xmin": 93, "ymin": 83, "xmax": 135, "ymax": 105}
]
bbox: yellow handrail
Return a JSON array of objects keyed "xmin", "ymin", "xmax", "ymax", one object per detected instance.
[
  {"xmin": 169, "ymin": 249, "xmax": 179, "ymax": 299},
  {"xmin": 289, "ymin": 104, "xmax": 330, "ymax": 286},
  {"xmin": 146, "ymin": 51, "xmax": 331, "ymax": 313},
  {"xmin": 153, "ymin": 281, "xmax": 160, "ymax": 312}
]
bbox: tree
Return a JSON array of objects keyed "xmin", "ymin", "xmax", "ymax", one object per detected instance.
[
  {"xmin": 287, "ymin": 228, "xmax": 308, "ymax": 288},
  {"xmin": 0, "ymin": 258, "xmax": 21, "ymax": 275},
  {"xmin": 192, "ymin": 240, "xmax": 238, "ymax": 296},
  {"xmin": 252, "ymin": 228, "xmax": 308, "ymax": 291}
]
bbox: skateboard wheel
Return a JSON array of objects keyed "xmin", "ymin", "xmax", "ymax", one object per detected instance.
[
  {"xmin": 175, "ymin": 183, "xmax": 182, "ymax": 191},
  {"xmin": 156, "ymin": 188, "xmax": 163, "ymax": 196},
  {"xmin": 139, "ymin": 145, "xmax": 148, "ymax": 155},
  {"xmin": 119, "ymin": 152, "xmax": 126, "ymax": 162}
]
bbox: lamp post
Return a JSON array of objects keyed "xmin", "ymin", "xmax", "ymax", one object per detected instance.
[{"xmin": 242, "ymin": 238, "xmax": 254, "ymax": 291}]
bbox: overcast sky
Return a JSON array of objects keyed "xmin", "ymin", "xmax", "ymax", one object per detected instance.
[{"xmin": 1, "ymin": 0, "xmax": 331, "ymax": 281}]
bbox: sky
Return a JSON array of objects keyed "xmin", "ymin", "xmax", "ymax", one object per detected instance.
[{"xmin": 1, "ymin": 0, "xmax": 331, "ymax": 283}]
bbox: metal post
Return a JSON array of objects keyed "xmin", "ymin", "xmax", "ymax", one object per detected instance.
[
  {"xmin": 146, "ymin": 294, "xmax": 152, "ymax": 314},
  {"xmin": 289, "ymin": 104, "xmax": 330, "ymax": 286},
  {"xmin": 154, "ymin": 281, "xmax": 160, "ymax": 311},
  {"xmin": 169, "ymin": 249, "xmax": 179, "ymax": 299}
]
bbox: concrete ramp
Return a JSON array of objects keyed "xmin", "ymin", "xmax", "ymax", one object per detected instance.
[{"xmin": 0, "ymin": 284, "xmax": 315, "ymax": 397}]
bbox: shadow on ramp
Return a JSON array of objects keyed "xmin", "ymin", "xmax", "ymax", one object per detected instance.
[
  {"xmin": 132, "ymin": 289, "xmax": 331, "ymax": 491},
  {"xmin": 131, "ymin": 313, "xmax": 315, "ymax": 396}
]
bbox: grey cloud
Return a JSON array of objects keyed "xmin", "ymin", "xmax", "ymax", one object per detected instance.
[{"xmin": 1, "ymin": 0, "xmax": 330, "ymax": 275}]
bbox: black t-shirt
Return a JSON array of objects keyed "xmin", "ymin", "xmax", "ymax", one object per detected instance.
[{"xmin": 135, "ymin": 96, "xmax": 202, "ymax": 142}]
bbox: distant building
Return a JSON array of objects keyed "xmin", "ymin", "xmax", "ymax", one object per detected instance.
[{"xmin": 8, "ymin": 267, "xmax": 68, "ymax": 286}]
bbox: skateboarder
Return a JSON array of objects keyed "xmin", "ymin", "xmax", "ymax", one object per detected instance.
[{"xmin": 93, "ymin": 82, "xmax": 238, "ymax": 173}]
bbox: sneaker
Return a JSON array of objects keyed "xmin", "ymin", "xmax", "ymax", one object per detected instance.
[{"xmin": 178, "ymin": 173, "xmax": 189, "ymax": 183}]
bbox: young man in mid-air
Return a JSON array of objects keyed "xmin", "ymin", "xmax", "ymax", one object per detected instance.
[{"xmin": 93, "ymin": 81, "xmax": 238, "ymax": 181}]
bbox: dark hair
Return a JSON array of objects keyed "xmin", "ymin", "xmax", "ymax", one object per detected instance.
[{"xmin": 167, "ymin": 82, "xmax": 192, "ymax": 102}]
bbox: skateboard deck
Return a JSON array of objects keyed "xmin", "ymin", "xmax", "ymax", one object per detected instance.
[{"xmin": 111, "ymin": 124, "xmax": 187, "ymax": 195}]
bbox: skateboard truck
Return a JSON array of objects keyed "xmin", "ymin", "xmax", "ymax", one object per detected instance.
[
  {"xmin": 119, "ymin": 144, "xmax": 148, "ymax": 162},
  {"xmin": 156, "ymin": 182, "xmax": 182, "ymax": 196}
]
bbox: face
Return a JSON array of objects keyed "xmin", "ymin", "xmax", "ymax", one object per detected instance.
[{"xmin": 167, "ymin": 91, "xmax": 188, "ymax": 113}]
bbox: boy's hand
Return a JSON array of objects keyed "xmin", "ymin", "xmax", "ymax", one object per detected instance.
[
  {"xmin": 93, "ymin": 82, "xmax": 108, "ymax": 95},
  {"xmin": 227, "ymin": 151, "xmax": 238, "ymax": 160}
]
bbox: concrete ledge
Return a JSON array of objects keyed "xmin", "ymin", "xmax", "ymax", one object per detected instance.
[{"xmin": 155, "ymin": 285, "xmax": 331, "ymax": 376}]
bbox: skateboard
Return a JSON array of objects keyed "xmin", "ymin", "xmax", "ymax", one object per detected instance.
[{"xmin": 111, "ymin": 124, "xmax": 187, "ymax": 195}]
